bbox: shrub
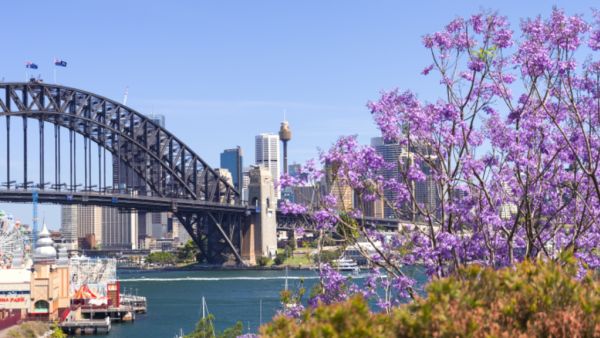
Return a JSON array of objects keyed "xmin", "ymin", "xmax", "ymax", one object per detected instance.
[
  {"xmin": 257, "ymin": 256, "xmax": 271, "ymax": 267},
  {"xmin": 261, "ymin": 256, "xmax": 600, "ymax": 337},
  {"xmin": 274, "ymin": 252, "xmax": 286, "ymax": 266},
  {"xmin": 146, "ymin": 251, "xmax": 177, "ymax": 265},
  {"xmin": 312, "ymin": 249, "xmax": 339, "ymax": 264}
]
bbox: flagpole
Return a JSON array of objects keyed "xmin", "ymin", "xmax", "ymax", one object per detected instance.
[{"xmin": 53, "ymin": 57, "xmax": 57, "ymax": 84}]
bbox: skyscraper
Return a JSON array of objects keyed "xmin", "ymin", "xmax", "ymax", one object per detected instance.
[
  {"xmin": 255, "ymin": 133, "xmax": 281, "ymax": 198},
  {"xmin": 60, "ymin": 206, "xmax": 78, "ymax": 250},
  {"xmin": 101, "ymin": 207, "xmax": 138, "ymax": 250},
  {"xmin": 109, "ymin": 114, "xmax": 167, "ymax": 243},
  {"xmin": 371, "ymin": 137, "xmax": 439, "ymax": 220},
  {"xmin": 220, "ymin": 147, "xmax": 243, "ymax": 191},
  {"xmin": 371, "ymin": 137, "xmax": 402, "ymax": 218},
  {"xmin": 60, "ymin": 205, "xmax": 103, "ymax": 250}
]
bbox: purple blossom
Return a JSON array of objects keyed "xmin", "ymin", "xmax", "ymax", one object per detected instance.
[{"xmin": 282, "ymin": 8, "xmax": 600, "ymax": 318}]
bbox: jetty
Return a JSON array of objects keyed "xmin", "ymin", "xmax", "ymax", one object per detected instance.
[{"xmin": 59, "ymin": 317, "xmax": 111, "ymax": 335}]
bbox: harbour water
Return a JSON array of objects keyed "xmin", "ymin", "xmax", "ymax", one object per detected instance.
[
  {"xmin": 112, "ymin": 269, "xmax": 321, "ymax": 337},
  {"xmin": 108, "ymin": 267, "xmax": 426, "ymax": 337}
]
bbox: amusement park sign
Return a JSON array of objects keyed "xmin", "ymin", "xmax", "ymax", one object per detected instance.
[{"xmin": 0, "ymin": 291, "xmax": 30, "ymax": 309}]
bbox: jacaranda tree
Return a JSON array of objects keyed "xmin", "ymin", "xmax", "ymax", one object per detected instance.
[{"xmin": 278, "ymin": 8, "xmax": 600, "ymax": 313}]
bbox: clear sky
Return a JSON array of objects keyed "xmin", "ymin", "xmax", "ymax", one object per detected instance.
[{"xmin": 0, "ymin": 0, "xmax": 597, "ymax": 229}]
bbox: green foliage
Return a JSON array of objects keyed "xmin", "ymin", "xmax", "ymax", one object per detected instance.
[
  {"xmin": 312, "ymin": 249, "xmax": 339, "ymax": 264},
  {"xmin": 185, "ymin": 313, "xmax": 243, "ymax": 338},
  {"xmin": 50, "ymin": 323, "xmax": 67, "ymax": 338},
  {"xmin": 7, "ymin": 322, "xmax": 49, "ymax": 338},
  {"xmin": 274, "ymin": 252, "xmax": 286, "ymax": 266},
  {"xmin": 177, "ymin": 240, "xmax": 199, "ymax": 263},
  {"xmin": 219, "ymin": 321, "xmax": 244, "ymax": 338},
  {"xmin": 185, "ymin": 313, "xmax": 216, "ymax": 338},
  {"xmin": 146, "ymin": 251, "xmax": 177, "ymax": 265},
  {"xmin": 262, "ymin": 256, "xmax": 600, "ymax": 337},
  {"xmin": 284, "ymin": 245, "xmax": 293, "ymax": 258},
  {"xmin": 257, "ymin": 256, "xmax": 271, "ymax": 267},
  {"xmin": 286, "ymin": 237, "xmax": 297, "ymax": 251},
  {"xmin": 280, "ymin": 279, "xmax": 306, "ymax": 307}
]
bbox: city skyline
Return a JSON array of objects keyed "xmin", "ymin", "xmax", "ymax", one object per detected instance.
[{"xmin": 0, "ymin": 1, "xmax": 596, "ymax": 228}]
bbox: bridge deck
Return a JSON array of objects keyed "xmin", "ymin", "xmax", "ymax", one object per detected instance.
[{"xmin": 0, "ymin": 189, "xmax": 248, "ymax": 214}]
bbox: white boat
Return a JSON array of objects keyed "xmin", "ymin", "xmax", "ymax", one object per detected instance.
[{"xmin": 333, "ymin": 256, "xmax": 360, "ymax": 273}]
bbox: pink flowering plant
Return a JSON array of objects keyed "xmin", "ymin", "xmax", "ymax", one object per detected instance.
[{"xmin": 280, "ymin": 8, "xmax": 600, "ymax": 313}]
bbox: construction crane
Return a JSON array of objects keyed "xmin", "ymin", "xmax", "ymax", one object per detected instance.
[{"xmin": 31, "ymin": 189, "xmax": 39, "ymax": 249}]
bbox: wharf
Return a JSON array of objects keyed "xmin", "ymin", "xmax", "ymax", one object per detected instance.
[
  {"xmin": 59, "ymin": 317, "xmax": 111, "ymax": 335},
  {"xmin": 81, "ymin": 305, "xmax": 136, "ymax": 322},
  {"xmin": 120, "ymin": 294, "xmax": 147, "ymax": 313}
]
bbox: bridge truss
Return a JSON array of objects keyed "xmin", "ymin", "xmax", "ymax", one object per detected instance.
[{"xmin": 0, "ymin": 82, "xmax": 246, "ymax": 264}]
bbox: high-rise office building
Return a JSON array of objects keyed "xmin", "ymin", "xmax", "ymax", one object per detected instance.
[
  {"xmin": 77, "ymin": 206, "xmax": 103, "ymax": 243},
  {"xmin": 60, "ymin": 206, "xmax": 78, "ymax": 250},
  {"xmin": 371, "ymin": 137, "xmax": 439, "ymax": 220},
  {"xmin": 323, "ymin": 164, "xmax": 354, "ymax": 212},
  {"xmin": 255, "ymin": 133, "xmax": 281, "ymax": 198},
  {"xmin": 101, "ymin": 207, "xmax": 138, "ymax": 250},
  {"xmin": 371, "ymin": 137, "xmax": 402, "ymax": 218},
  {"xmin": 109, "ymin": 114, "xmax": 167, "ymax": 242},
  {"xmin": 60, "ymin": 205, "xmax": 103, "ymax": 250},
  {"xmin": 220, "ymin": 147, "xmax": 243, "ymax": 191}
]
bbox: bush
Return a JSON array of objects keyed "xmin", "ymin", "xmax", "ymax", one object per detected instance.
[
  {"xmin": 146, "ymin": 251, "xmax": 177, "ymax": 265},
  {"xmin": 261, "ymin": 256, "xmax": 600, "ymax": 337},
  {"xmin": 312, "ymin": 250, "xmax": 339, "ymax": 264},
  {"xmin": 257, "ymin": 256, "xmax": 271, "ymax": 267},
  {"xmin": 274, "ymin": 252, "xmax": 286, "ymax": 266}
]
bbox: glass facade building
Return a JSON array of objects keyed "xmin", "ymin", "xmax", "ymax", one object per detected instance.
[{"xmin": 220, "ymin": 147, "xmax": 244, "ymax": 191}]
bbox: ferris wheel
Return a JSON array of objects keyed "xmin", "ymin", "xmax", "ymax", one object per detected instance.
[{"xmin": 0, "ymin": 216, "xmax": 27, "ymax": 268}]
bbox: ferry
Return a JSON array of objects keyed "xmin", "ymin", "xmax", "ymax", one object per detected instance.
[{"xmin": 333, "ymin": 256, "xmax": 360, "ymax": 273}]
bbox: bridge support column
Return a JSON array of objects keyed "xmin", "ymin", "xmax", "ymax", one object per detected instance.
[{"xmin": 241, "ymin": 167, "xmax": 277, "ymax": 265}]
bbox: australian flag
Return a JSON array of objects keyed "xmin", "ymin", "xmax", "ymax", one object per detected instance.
[
  {"xmin": 25, "ymin": 62, "xmax": 38, "ymax": 69},
  {"xmin": 54, "ymin": 59, "xmax": 67, "ymax": 67}
]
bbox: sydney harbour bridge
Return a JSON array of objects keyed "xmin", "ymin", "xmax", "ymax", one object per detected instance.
[{"xmin": 0, "ymin": 82, "xmax": 397, "ymax": 265}]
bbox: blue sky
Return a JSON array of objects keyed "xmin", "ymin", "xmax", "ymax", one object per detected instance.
[{"xmin": 0, "ymin": 0, "xmax": 597, "ymax": 228}]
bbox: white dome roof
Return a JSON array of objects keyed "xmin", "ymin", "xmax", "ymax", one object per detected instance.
[{"xmin": 33, "ymin": 224, "xmax": 56, "ymax": 263}]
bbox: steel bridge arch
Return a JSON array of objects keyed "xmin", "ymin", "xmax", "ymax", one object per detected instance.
[{"xmin": 0, "ymin": 82, "xmax": 239, "ymax": 204}]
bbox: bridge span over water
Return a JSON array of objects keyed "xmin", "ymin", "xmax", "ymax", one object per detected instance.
[{"xmin": 0, "ymin": 82, "xmax": 400, "ymax": 265}]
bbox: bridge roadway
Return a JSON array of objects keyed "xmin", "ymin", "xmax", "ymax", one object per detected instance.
[
  {"xmin": 0, "ymin": 189, "xmax": 248, "ymax": 215},
  {"xmin": 0, "ymin": 188, "xmax": 401, "ymax": 230}
]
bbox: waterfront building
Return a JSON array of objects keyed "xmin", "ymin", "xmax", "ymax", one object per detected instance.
[
  {"xmin": 101, "ymin": 208, "xmax": 138, "ymax": 250},
  {"xmin": 29, "ymin": 225, "xmax": 70, "ymax": 321},
  {"xmin": 0, "ymin": 268, "xmax": 31, "ymax": 326},
  {"xmin": 255, "ymin": 133, "xmax": 281, "ymax": 199},
  {"xmin": 220, "ymin": 146, "xmax": 243, "ymax": 191}
]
